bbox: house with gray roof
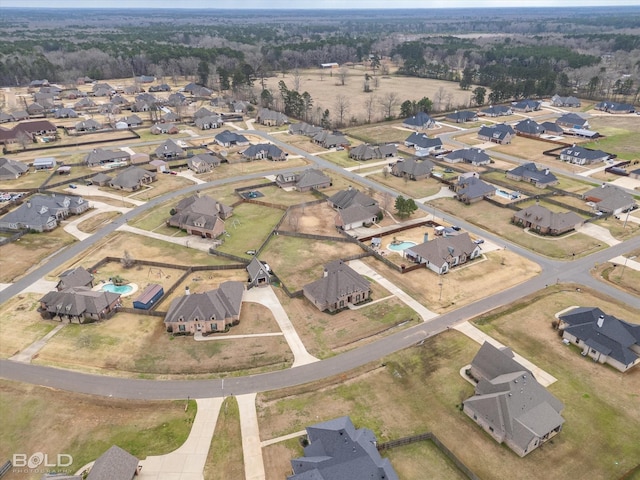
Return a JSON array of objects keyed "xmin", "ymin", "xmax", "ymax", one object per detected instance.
[
  {"xmin": 514, "ymin": 118, "xmax": 544, "ymax": 136},
  {"xmin": 445, "ymin": 110, "xmax": 478, "ymax": 123},
  {"xmin": 477, "ymin": 124, "xmax": 515, "ymax": 145},
  {"xmin": 313, "ymin": 130, "xmax": 350, "ymax": 149},
  {"xmin": 0, "ymin": 157, "xmax": 29, "ymax": 180},
  {"xmin": 327, "ymin": 187, "xmax": 377, "ymax": 211},
  {"xmin": 109, "ymin": 166, "xmax": 156, "ymax": 192},
  {"xmin": 155, "ymin": 139, "xmax": 185, "ymax": 159},
  {"xmin": 214, "ymin": 130, "xmax": 249, "ymax": 148},
  {"xmin": 247, "ymin": 257, "xmax": 271, "ymax": 288},
  {"xmin": 583, "ymin": 184, "xmax": 635, "ymax": 215},
  {"xmin": 404, "ymin": 232, "xmax": 481, "ymax": 274},
  {"xmin": 540, "ymin": 121, "xmax": 564, "ymax": 136},
  {"xmin": 594, "ymin": 101, "xmax": 634, "ymax": 114},
  {"xmin": 551, "ymin": 94, "xmax": 581, "ymax": 107},
  {"xmin": 120, "ymin": 114, "xmax": 143, "ymax": 127},
  {"xmin": 241, "ymin": 143, "xmax": 286, "ymax": 161},
  {"xmin": 288, "ymin": 122, "xmax": 323, "ymax": 137},
  {"xmin": 256, "ymin": 108, "xmax": 288, "ymax": 126},
  {"xmin": 403, "ymin": 132, "xmax": 443, "ymax": 156},
  {"xmin": 559, "ymin": 145, "xmax": 611, "ymax": 165},
  {"xmin": 511, "ymin": 99, "xmax": 541, "ymax": 112},
  {"xmin": 75, "ymin": 119, "xmax": 102, "ymax": 132},
  {"xmin": 453, "ymin": 174, "xmax": 498, "ymax": 204},
  {"xmin": 513, "ymin": 204, "xmax": 583, "ymax": 235},
  {"xmin": 402, "ymin": 111, "xmax": 436, "ymax": 130},
  {"xmin": 26, "ymin": 102, "xmax": 46, "ymax": 116},
  {"xmin": 303, "ymin": 260, "xmax": 370, "ymax": 312},
  {"xmin": 188, "ymin": 153, "xmax": 222, "ymax": 173},
  {"xmin": 160, "ymin": 111, "xmax": 179, "ymax": 124},
  {"xmin": 556, "ymin": 113, "xmax": 589, "ymax": 129},
  {"xmin": 289, "ymin": 416, "xmax": 399, "ymax": 480},
  {"xmin": 194, "ymin": 107, "xmax": 214, "ymax": 119},
  {"xmin": 164, "ymin": 281, "xmax": 244, "ymax": 334},
  {"xmin": 391, "ymin": 157, "xmax": 434, "ymax": 181},
  {"xmin": 276, "ymin": 169, "xmax": 331, "ymax": 192},
  {"xmin": 195, "ymin": 115, "xmax": 223, "ymax": 130},
  {"xmin": 558, "ymin": 307, "xmax": 640, "ymax": 372},
  {"xmin": 39, "ymin": 287, "xmax": 121, "ymax": 323},
  {"xmin": 463, "ymin": 342, "xmax": 564, "ymax": 457},
  {"xmin": 89, "ymin": 172, "xmax": 112, "ymax": 186},
  {"xmin": 0, "ymin": 193, "xmax": 88, "ymax": 232},
  {"xmin": 349, "ymin": 143, "xmax": 396, "ymax": 161},
  {"xmin": 506, "ymin": 162, "xmax": 558, "ymax": 188},
  {"xmin": 74, "ymin": 97, "xmax": 95, "ymax": 110},
  {"xmin": 445, "ymin": 148, "xmax": 491, "ymax": 166},
  {"xmin": 480, "ymin": 105, "xmax": 513, "ymax": 117},
  {"xmin": 0, "ymin": 112, "xmax": 13, "ymax": 123},
  {"xmin": 54, "ymin": 108, "xmax": 78, "ymax": 119},
  {"xmin": 56, "ymin": 266, "xmax": 94, "ymax": 291},
  {"xmin": 335, "ymin": 203, "xmax": 380, "ymax": 231},
  {"xmin": 168, "ymin": 194, "xmax": 231, "ymax": 239},
  {"xmin": 85, "ymin": 148, "xmax": 131, "ymax": 167},
  {"xmin": 85, "ymin": 445, "xmax": 139, "ymax": 480}
]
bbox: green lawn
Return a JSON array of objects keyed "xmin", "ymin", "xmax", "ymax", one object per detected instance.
[
  {"xmin": 317, "ymin": 151, "xmax": 360, "ymax": 168},
  {"xmin": 203, "ymin": 397, "xmax": 244, "ymax": 480}
]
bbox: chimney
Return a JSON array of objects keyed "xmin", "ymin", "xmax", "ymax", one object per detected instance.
[
  {"xmin": 545, "ymin": 168, "xmax": 550, "ymax": 175},
  {"xmin": 185, "ymin": 286, "xmax": 190, "ymax": 295},
  {"xmin": 347, "ymin": 185, "xmax": 352, "ymax": 191},
  {"xmin": 597, "ymin": 315, "xmax": 604, "ymax": 328},
  {"xmin": 424, "ymin": 233, "xmax": 429, "ymax": 243}
]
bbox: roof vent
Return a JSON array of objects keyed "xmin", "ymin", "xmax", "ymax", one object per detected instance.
[{"xmin": 597, "ymin": 315, "xmax": 604, "ymax": 328}]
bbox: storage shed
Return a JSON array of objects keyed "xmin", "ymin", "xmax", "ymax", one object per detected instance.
[{"xmin": 133, "ymin": 283, "xmax": 164, "ymax": 310}]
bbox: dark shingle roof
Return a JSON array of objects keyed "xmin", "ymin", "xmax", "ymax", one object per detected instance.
[{"xmin": 86, "ymin": 445, "xmax": 138, "ymax": 480}]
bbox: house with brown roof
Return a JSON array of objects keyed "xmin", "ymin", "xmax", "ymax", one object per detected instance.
[
  {"xmin": 506, "ymin": 163, "xmax": 558, "ymax": 188},
  {"xmin": 513, "ymin": 204, "xmax": 583, "ymax": 235},
  {"xmin": 256, "ymin": 108, "xmax": 288, "ymax": 126},
  {"xmin": 0, "ymin": 120, "xmax": 57, "ymax": 145},
  {"xmin": 164, "ymin": 281, "xmax": 244, "ymax": 334},
  {"xmin": 39, "ymin": 287, "xmax": 121, "ymax": 323},
  {"xmin": 168, "ymin": 194, "xmax": 232, "ymax": 239},
  {"xmin": 303, "ymin": 260, "xmax": 370, "ymax": 312},
  {"xmin": 188, "ymin": 153, "xmax": 222, "ymax": 173},
  {"xmin": 463, "ymin": 342, "xmax": 565, "ymax": 457},
  {"xmin": 404, "ymin": 232, "xmax": 481, "ymax": 274}
]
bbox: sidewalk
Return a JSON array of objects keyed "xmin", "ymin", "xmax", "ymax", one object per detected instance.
[
  {"xmin": 237, "ymin": 393, "xmax": 266, "ymax": 480},
  {"xmin": 138, "ymin": 397, "xmax": 224, "ymax": 480},
  {"xmin": 117, "ymin": 224, "xmax": 214, "ymax": 252},
  {"xmin": 9, "ymin": 323, "xmax": 66, "ymax": 363},
  {"xmin": 610, "ymin": 255, "xmax": 640, "ymax": 272}
]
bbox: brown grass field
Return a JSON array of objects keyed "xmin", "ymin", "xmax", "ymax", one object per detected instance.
[{"xmin": 258, "ymin": 286, "xmax": 640, "ymax": 480}]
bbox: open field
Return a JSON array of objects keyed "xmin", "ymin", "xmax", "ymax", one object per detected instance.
[
  {"xmin": 203, "ymin": 396, "xmax": 244, "ymax": 480},
  {"xmin": 257, "ymin": 286, "xmax": 640, "ymax": 480},
  {"xmin": 75, "ymin": 211, "xmax": 121, "ymax": 233},
  {"xmin": 344, "ymin": 122, "xmax": 415, "ymax": 144},
  {"xmin": 277, "ymin": 202, "xmax": 337, "ymax": 236},
  {"xmin": 0, "ymin": 293, "xmax": 57, "ymax": 358},
  {"xmin": 481, "ymin": 170, "xmax": 596, "ymax": 196},
  {"xmin": 197, "ymin": 156, "xmax": 310, "ymax": 182},
  {"xmin": 33, "ymin": 308, "xmax": 292, "ymax": 377},
  {"xmin": 100, "ymin": 173, "xmax": 195, "ymax": 201},
  {"xmin": 584, "ymin": 115, "xmax": 640, "ymax": 161},
  {"xmin": 0, "ymin": 169, "xmax": 51, "ymax": 190},
  {"xmin": 0, "ymin": 228, "xmax": 77, "ymax": 283},
  {"xmin": 317, "ymin": 150, "xmax": 361, "ymax": 168},
  {"xmin": 0, "ymin": 379, "xmax": 195, "ymax": 480},
  {"xmin": 367, "ymin": 171, "xmax": 443, "ymax": 199},
  {"xmin": 431, "ymin": 197, "xmax": 604, "ymax": 259}
]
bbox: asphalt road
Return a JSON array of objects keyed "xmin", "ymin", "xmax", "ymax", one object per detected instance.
[{"xmin": 1, "ymin": 128, "xmax": 639, "ymax": 399}]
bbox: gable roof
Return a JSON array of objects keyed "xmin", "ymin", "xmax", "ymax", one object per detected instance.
[
  {"xmin": 242, "ymin": 143, "xmax": 284, "ymax": 159},
  {"xmin": 508, "ymin": 162, "xmax": 557, "ymax": 185},
  {"xmin": 0, "ymin": 157, "xmax": 29, "ymax": 178},
  {"xmin": 303, "ymin": 260, "xmax": 370, "ymax": 309},
  {"xmin": 514, "ymin": 205, "xmax": 583, "ymax": 231},
  {"xmin": 215, "ymin": 130, "xmax": 249, "ymax": 145},
  {"xmin": 560, "ymin": 145, "xmax": 610, "ymax": 162},
  {"xmin": 478, "ymin": 123, "xmax": 515, "ymax": 142},
  {"xmin": 40, "ymin": 287, "xmax": 120, "ymax": 318},
  {"xmin": 540, "ymin": 121, "xmax": 564, "ymax": 135},
  {"xmin": 445, "ymin": 110, "xmax": 478, "ymax": 122},
  {"xmin": 391, "ymin": 157, "xmax": 434, "ymax": 177},
  {"xmin": 165, "ymin": 281, "xmax": 244, "ymax": 323},
  {"xmin": 155, "ymin": 139, "xmax": 185, "ymax": 157},
  {"xmin": 405, "ymin": 232, "xmax": 477, "ymax": 266},
  {"xmin": 514, "ymin": 118, "xmax": 544, "ymax": 135},
  {"xmin": 85, "ymin": 148, "xmax": 130, "ymax": 166},
  {"xmin": 328, "ymin": 188, "xmax": 377, "ymax": 210},
  {"xmin": 402, "ymin": 111, "xmax": 435, "ymax": 128},
  {"xmin": 445, "ymin": 148, "xmax": 491, "ymax": 165},
  {"xmin": 455, "ymin": 175, "xmax": 495, "ymax": 200},
  {"xmin": 247, "ymin": 257, "xmax": 270, "ymax": 281},
  {"xmin": 480, "ymin": 105, "xmax": 513, "ymax": 116},
  {"xmin": 86, "ymin": 445, "xmax": 139, "ymax": 480},
  {"xmin": 404, "ymin": 132, "xmax": 443, "ymax": 150},
  {"xmin": 349, "ymin": 143, "xmax": 397, "ymax": 160},
  {"xmin": 557, "ymin": 113, "xmax": 588, "ymax": 128},
  {"xmin": 57, "ymin": 266, "xmax": 94, "ymax": 290},
  {"xmin": 294, "ymin": 169, "xmax": 331, "ymax": 189},
  {"xmin": 110, "ymin": 166, "xmax": 156, "ymax": 189},
  {"xmin": 289, "ymin": 122, "xmax": 323, "ymax": 137},
  {"xmin": 583, "ymin": 184, "xmax": 635, "ymax": 213}
]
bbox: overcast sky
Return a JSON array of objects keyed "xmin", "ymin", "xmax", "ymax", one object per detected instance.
[{"xmin": 2, "ymin": 0, "xmax": 640, "ymax": 8}]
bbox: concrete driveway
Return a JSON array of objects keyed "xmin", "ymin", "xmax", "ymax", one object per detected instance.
[{"xmin": 576, "ymin": 223, "xmax": 621, "ymax": 246}]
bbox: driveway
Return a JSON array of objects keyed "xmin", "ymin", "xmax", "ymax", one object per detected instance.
[{"xmin": 576, "ymin": 223, "xmax": 621, "ymax": 246}]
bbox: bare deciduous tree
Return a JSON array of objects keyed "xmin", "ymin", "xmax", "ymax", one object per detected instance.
[
  {"xmin": 334, "ymin": 94, "xmax": 350, "ymax": 128},
  {"xmin": 364, "ymin": 94, "xmax": 377, "ymax": 124},
  {"xmin": 337, "ymin": 65, "xmax": 349, "ymax": 86},
  {"xmin": 121, "ymin": 250, "xmax": 135, "ymax": 269},
  {"xmin": 379, "ymin": 92, "xmax": 399, "ymax": 119},
  {"xmin": 292, "ymin": 68, "xmax": 303, "ymax": 92}
]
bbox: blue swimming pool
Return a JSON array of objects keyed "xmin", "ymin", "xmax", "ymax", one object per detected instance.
[
  {"xmin": 496, "ymin": 189, "xmax": 519, "ymax": 199},
  {"xmin": 388, "ymin": 241, "xmax": 416, "ymax": 251},
  {"xmin": 101, "ymin": 283, "xmax": 133, "ymax": 294}
]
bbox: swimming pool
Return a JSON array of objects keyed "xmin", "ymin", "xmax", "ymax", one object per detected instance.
[
  {"xmin": 101, "ymin": 283, "xmax": 133, "ymax": 295},
  {"xmin": 496, "ymin": 189, "xmax": 519, "ymax": 199},
  {"xmin": 388, "ymin": 241, "xmax": 417, "ymax": 251}
]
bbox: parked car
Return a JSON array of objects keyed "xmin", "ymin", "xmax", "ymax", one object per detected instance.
[
  {"xmin": 451, "ymin": 225, "xmax": 461, "ymax": 231},
  {"xmin": 474, "ymin": 238, "xmax": 485, "ymax": 245},
  {"xmin": 69, "ymin": 184, "xmax": 77, "ymax": 189},
  {"xmin": 245, "ymin": 250, "xmax": 257, "ymax": 255}
]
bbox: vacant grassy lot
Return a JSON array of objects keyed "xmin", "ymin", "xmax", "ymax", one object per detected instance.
[
  {"xmin": 384, "ymin": 441, "xmax": 469, "ymax": 480},
  {"xmin": 197, "ymin": 156, "xmax": 309, "ymax": 182},
  {"xmin": 105, "ymin": 174, "xmax": 195, "ymax": 201},
  {"xmin": 431, "ymin": 197, "xmax": 604, "ymax": 259},
  {"xmin": 203, "ymin": 396, "xmax": 244, "ymax": 480},
  {"xmin": 584, "ymin": 115, "xmax": 640, "ymax": 160},
  {"xmin": 75, "ymin": 211, "xmax": 121, "ymax": 234},
  {"xmin": 0, "ymin": 380, "xmax": 195, "ymax": 480},
  {"xmin": 258, "ymin": 286, "xmax": 640, "ymax": 480},
  {"xmin": 0, "ymin": 293, "xmax": 57, "ymax": 358},
  {"xmin": 317, "ymin": 150, "xmax": 361, "ymax": 168},
  {"xmin": 34, "ymin": 308, "xmax": 292, "ymax": 377},
  {"xmin": 0, "ymin": 228, "xmax": 77, "ymax": 283},
  {"xmin": 0, "ymin": 169, "xmax": 51, "ymax": 189},
  {"xmin": 344, "ymin": 122, "xmax": 414, "ymax": 144},
  {"xmin": 368, "ymin": 172, "xmax": 443, "ymax": 199}
]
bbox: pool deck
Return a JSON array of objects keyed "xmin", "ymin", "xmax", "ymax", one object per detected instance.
[{"xmin": 93, "ymin": 281, "xmax": 139, "ymax": 297}]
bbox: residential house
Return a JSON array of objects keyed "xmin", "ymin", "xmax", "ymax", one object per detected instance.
[
  {"xmin": 556, "ymin": 113, "xmax": 589, "ymax": 129},
  {"xmin": 10, "ymin": 110, "xmax": 29, "ymax": 121},
  {"xmin": 88, "ymin": 173, "xmax": 112, "ymax": 186},
  {"xmin": 149, "ymin": 83, "xmax": 171, "ymax": 92},
  {"xmin": 513, "ymin": 205, "xmax": 583, "ymax": 235},
  {"xmin": 169, "ymin": 91, "xmax": 187, "ymax": 105},
  {"xmin": 60, "ymin": 88, "xmax": 86, "ymax": 100},
  {"xmin": 247, "ymin": 257, "xmax": 271, "ymax": 288},
  {"xmin": 0, "ymin": 193, "xmax": 88, "ymax": 232},
  {"xmin": 150, "ymin": 123, "xmax": 179, "ymax": 135},
  {"xmin": 136, "ymin": 75, "xmax": 155, "ymax": 83},
  {"xmin": 187, "ymin": 153, "xmax": 222, "ymax": 173},
  {"xmin": 214, "ymin": 130, "xmax": 249, "ymax": 148},
  {"xmin": 91, "ymin": 82, "xmax": 114, "ymax": 95},
  {"xmin": 506, "ymin": 162, "xmax": 558, "ymax": 188},
  {"xmin": 313, "ymin": 130, "xmax": 350, "ymax": 149},
  {"xmin": 241, "ymin": 143, "xmax": 286, "ymax": 161},
  {"xmin": 349, "ymin": 143, "xmax": 397, "ymax": 161},
  {"xmin": 195, "ymin": 115, "xmax": 223, "ymax": 130},
  {"xmin": 85, "ymin": 148, "xmax": 131, "ymax": 167},
  {"xmin": 230, "ymin": 100, "xmax": 249, "ymax": 113},
  {"xmin": 0, "ymin": 112, "xmax": 13, "ymax": 123},
  {"xmin": 303, "ymin": 260, "xmax": 370, "ymax": 312},
  {"xmin": 149, "ymin": 159, "xmax": 168, "ymax": 172},
  {"xmin": 594, "ymin": 101, "xmax": 635, "ymax": 114},
  {"xmin": 480, "ymin": 105, "xmax": 513, "ymax": 117},
  {"xmin": 124, "ymin": 84, "xmax": 144, "ymax": 95},
  {"xmin": 74, "ymin": 97, "xmax": 95, "ymax": 110},
  {"xmin": 56, "ymin": 266, "xmax": 94, "ymax": 291},
  {"xmin": 402, "ymin": 112, "xmax": 436, "ymax": 130},
  {"xmin": 404, "ymin": 232, "xmax": 481, "ymax": 274},
  {"xmin": 168, "ymin": 194, "xmax": 232, "ymax": 238},
  {"xmin": 514, "ymin": 118, "xmax": 545, "ymax": 137},
  {"xmin": 132, "ymin": 101, "xmax": 151, "ymax": 113},
  {"xmin": 0, "ymin": 157, "xmax": 29, "ymax": 180},
  {"xmin": 444, "ymin": 148, "xmax": 491, "ymax": 166},
  {"xmin": 53, "ymin": 108, "xmax": 78, "ymax": 119},
  {"xmin": 164, "ymin": 281, "xmax": 244, "ymax": 334},
  {"xmin": 111, "ymin": 95, "xmax": 129, "ymax": 106},
  {"xmin": 85, "ymin": 445, "xmax": 140, "ymax": 480},
  {"xmin": 463, "ymin": 342, "xmax": 565, "ymax": 457},
  {"xmin": 288, "ymin": 416, "xmax": 399, "ymax": 480},
  {"xmin": 391, "ymin": 157, "xmax": 434, "ymax": 180},
  {"xmin": 335, "ymin": 203, "xmax": 380, "ymax": 230},
  {"xmin": 0, "ymin": 120, "xmax": 57, "ymax": 145},
  {"xmin": 33, "ymin": 157, "xmax": 56, "ymax": 170},
  {"xmin": 328, "ymin": 186, "xmax": 377, "ymax": 211},
  {"xmin": 120, "ymin": 114, "xmax": 143, "ymax": 127},
  {"xmin": 28, "ymin": 79, "xmax": 49, "ymax": 89},
  {"xmin": 558, "ymin": 307, "xmax": 640, "ymax": 372},
  {"xmin": 39, "ymin": 287, "xmax": 120, "ymax": 323},
  {"xmin": 102, "ymin": 104, "xmax": 122, "ymax": 117},
  {"xmin": 477, "ymin": 124, "xmax": 516, "ymax": 145},
  {"xmin": 403, "ymin": 132, "xmax": 443, "ymax": 156},
  {"xmin": 133, "ymin": 284, "xmax": 164, "ymax": 310},
  {"xmin": 155, "ymin": 139, "xmax": 185, "ymax": 159},
  {"xmin": 445, "ymin": 110, "xmax": 478, "ymax": 123},
  {"xmin": 453, "ymin": 173, "xmax": 495, "ymax": 204},
  {"xmin": 109, "ymin": 166, "xmax": 157, "ymax": 192},
  {"xmin": 194, "ymin": 107, "xmax": 215, "ymax": 119},
  {"xmin": 511, "ymin": 99, "xmax": 541, "ymax": 112},
  {"xmin": 559, "ymin": 145, "xmax": 611, "ymax": 165},
  {"xmin": 275, "ymin": 169, "xmax": 331, "ymax": 192},
  {"xmin": 288, "ymin": 122, "xmax": 323, "ymax": 137},
  {"xmin": 540, "ymin": 122, "xmax": 564, "ymax": 136},
  {"xmin": 75, "ymin": 119, "xmax": 102, "ymax": 132},
  {"xmin": 583, "ymin": 184, "xmax": 635, "ymax": 215},
  {"xmin": 256, "ymin": 108, "xmax": 288, "ymax": 126},
  {"xmin": 28, "ymin": 101, "xmax": 49, "ymax": 115},
  {"xmin": 551, "ymin": 94, "xmax": 581, "ymax": 107}
]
